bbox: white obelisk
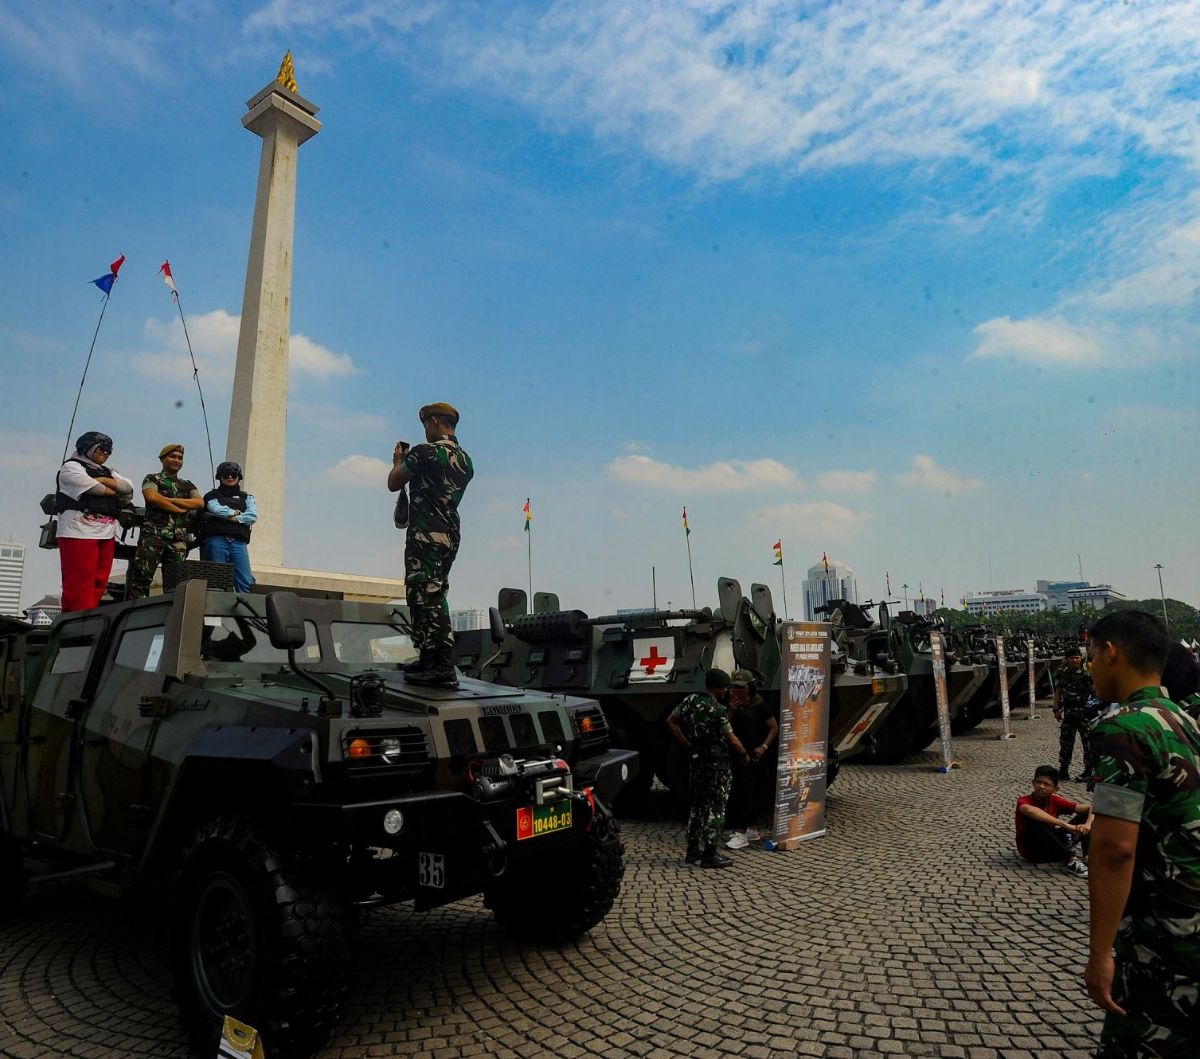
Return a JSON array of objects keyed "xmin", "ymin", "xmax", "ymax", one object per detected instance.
[{"xmin": 226, "ymin": 53, "xmax": 320, "ymax": 568}]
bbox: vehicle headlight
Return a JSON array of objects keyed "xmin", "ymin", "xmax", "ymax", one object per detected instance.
[
  {"xmin": 383, "ymin": 809, "xmax": 404, "ymax": 835},
  {"xmin": 380, "ymin": 737, "xmax": 402, "ymax": 764}
]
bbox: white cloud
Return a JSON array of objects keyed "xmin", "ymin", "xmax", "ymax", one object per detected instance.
[
  {"xmin": 607, "ymin": 453, "xmax": 800, "ymax": 493},
  {"xmin": 292, "ymin": 403, "xmax": 390, "ymax": 435},
  {"xmin": 968, "ymin": 315, "xmax": 1104, "ymax": 366},
  {"xmin": 896, "ymin": 454, "xmax": 982, "ymax": 497},
  {"xmin": 816, "ymin": 469, "xmax": 876, "ymax": 493},
  {"xmin": 752, "ymin": 501, "xmax": 872, "ymax": 534},
  {"xmin": 323, "ymin": 454, "xmax": 391, "ymax": 489},
  {"xmin": 132, "ymin": 309, "xmax": 356, "ymax": 389}
]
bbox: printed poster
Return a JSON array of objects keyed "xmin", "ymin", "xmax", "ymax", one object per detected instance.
[
  {"xmin": 930, "ymin": 630, "xmax": 955, "ymax": 771},
  {"xmin": 770, "ymin": 621, "xmax": 831, "ymax": 848},
  {"xmin": 996, "ymin": 635, "xmax": 1013, "ymax": 739}
]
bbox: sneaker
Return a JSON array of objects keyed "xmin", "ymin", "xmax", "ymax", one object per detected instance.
[
  {"xmin": 1065, "ymin": 859, "xmax": 1089, "ymax": 878},
  {"xmin": 725, "ymin": 833, "xmax": 748, "ymax": 850},
  {"xmin": 744, "ymin": 828, "xmax": 761, "ymax": 842}
]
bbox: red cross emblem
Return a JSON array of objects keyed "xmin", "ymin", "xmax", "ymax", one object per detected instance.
[{"xmin": 639, "ymin": 645, "xmax": 670, "ymax": 675}]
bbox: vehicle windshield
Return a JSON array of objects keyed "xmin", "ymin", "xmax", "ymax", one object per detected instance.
[
  {"xmin": 330, "ymin": 622, "xmax": 416, "ymax": 666},
  {"xmin": 200, "ymin": 616, "xmax": 320, "ymax": 665}
]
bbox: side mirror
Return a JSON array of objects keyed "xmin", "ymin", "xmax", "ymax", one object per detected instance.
[
  {"xmin": 489, "ymin": 607, "xmax": 507, "ymax": 646},
  {"xmin": 265, "ymin": 591, "xmax": 306, "ymax": 650}
]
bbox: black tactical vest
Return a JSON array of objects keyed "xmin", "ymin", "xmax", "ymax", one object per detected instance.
[
  {"xmin": 55, "ymin": 458, "xmax": 122, "ymax": 518},
  {"xmin": 201, "ymin": 488, "xmax": 252, "ymax": 543}
]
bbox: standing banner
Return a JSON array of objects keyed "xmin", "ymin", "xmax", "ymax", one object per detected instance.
[
  {"xmin": 1027, "ymin": 641, "xmax": 1037, "ymax": 720},
  {"xmin": 770, "ymin": 621, "xmax": 832, "ymax": 848},
  {"xmin": 996, "ymin": 635, "xmax": 1014, "ymax": 739},
  {"xmin": 930, "ymin": 631, "xmax": 955, "ymax": 772}
]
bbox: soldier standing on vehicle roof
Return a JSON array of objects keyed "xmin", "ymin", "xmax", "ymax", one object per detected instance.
[
  {"xmin": 127, "ymin": 444, "xmax": 204, "ymax": 599},
  {"xmin": 387, "ymin": 403, "xmax": 474, "ymax": 688},
  {"xmin": 1054, "ymin": 646, "xmax": 1094, "ymax": 782},
  {"xmin": 55, "ymin": 431, "xmax": 135, "ymax": 613},
  {"xmin": 667, "ymin": 668, "xmax": 751, "ymax": 868}
]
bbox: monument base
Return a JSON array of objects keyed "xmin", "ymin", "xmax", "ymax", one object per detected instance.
[{"xmin": 252, "ymin": 564, "xmax": 405, "ymax": 603}]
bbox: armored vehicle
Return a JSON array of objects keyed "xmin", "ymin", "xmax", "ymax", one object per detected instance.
[
  {"xmin": 453, "ymin": 578, "xmax": 908, "ymax": 814},
  {"xmin": 0, "ymin": 581, "xmax": 635, "ymax": 1058}
]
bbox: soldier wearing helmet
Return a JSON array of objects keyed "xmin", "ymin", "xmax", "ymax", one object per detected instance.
[
  {"xmin": 54, "ymin": 431, "xmax": 135, "ymax": 612},
  {"xmin": 198, "ymin": 461, "xmax": 258, "ymax": 593}
]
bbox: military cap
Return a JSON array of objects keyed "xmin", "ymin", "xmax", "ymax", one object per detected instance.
[
  {"xmin": 1064, "ymin": 645, "xmax": 1083, "ymax": 658},
  {"xmin": 730, "ymin": 668, "xmax": 757, "ymax": 687},
  {"xmin": 419, "ymin": 402, "xmax": 459, "ymax": 424},
  {"xmin": 704, "ymin": 667, "xmax": 732, "ymax": 689},
  {"xmin": 159, "ymin": 443, "xmax": 185, "ymax": 458}
]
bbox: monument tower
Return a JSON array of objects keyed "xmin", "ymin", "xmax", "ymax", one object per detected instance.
[{"xmin": 226, "ymin": 52, "xmax": 320, "ymax": 567}]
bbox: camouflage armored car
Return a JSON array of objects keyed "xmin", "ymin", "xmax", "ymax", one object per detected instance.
[{"xmin": 0, "ymin": 582, "xmax": 635, "ymax": 1058}]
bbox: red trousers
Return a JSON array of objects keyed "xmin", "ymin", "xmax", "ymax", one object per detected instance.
[{"xmin": 59, "ymin": 537, "xmax": 116, "ymax": 613}]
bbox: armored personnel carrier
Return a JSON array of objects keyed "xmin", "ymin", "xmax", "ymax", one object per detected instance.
[
  {"xmin": 453, "ymin": 578, "xmax": 908, "ymax": 814},
  {"xmin": 0, "ymin": 581, "xmax": 635, "ymax": 1058}
]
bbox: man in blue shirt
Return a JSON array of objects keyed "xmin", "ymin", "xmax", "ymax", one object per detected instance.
[{"xmin": 199, "ymin": 461, "xmax": 257, "ymax": 593}]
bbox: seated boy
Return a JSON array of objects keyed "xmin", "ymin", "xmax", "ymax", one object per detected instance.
[{"xmin": 1015, "ymin": 765, "xmax": 1093, "ymax": 877}]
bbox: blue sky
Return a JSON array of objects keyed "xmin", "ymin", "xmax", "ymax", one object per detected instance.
[{"xmin": 1, "ymin": 0, "xmax": 1197, "ymax": 617}]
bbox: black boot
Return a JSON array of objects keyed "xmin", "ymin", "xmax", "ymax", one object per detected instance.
[
  {"xmin": 700, "ymin": 845, "xmax": 733, "ymax": 869},
  {"xmin": 404, "ymin": 648, "xmax": 459, "ymax": 688},
  {"xmin": 685, "ymin": 843, "xmax": 701, "ymax": 865},
  {"xmin": 402, "ymin": 650, "xmax": 432, "ymax": 673}
]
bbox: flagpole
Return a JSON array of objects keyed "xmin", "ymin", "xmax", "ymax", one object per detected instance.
[
  {"xmin": 652, "ymin": 565, "xmax": 657, "ymax": 610},
  {"xmin": 63, "ymin": 291, "xmax": 113, "ymax": 462},
  {"xmin": 163, "ymin": 263, "xmax": 216, "ymax": 480},
  {"xmin": 780, "ymin": 555, "xmax": 789, "ymax": 620},
  {"xmin": 524, "ymin": 498, "xmax": 533, "ymax": 605},
  {"xmin": 684, "ymin": 519, "xmax": 696, "ymax": 610}
]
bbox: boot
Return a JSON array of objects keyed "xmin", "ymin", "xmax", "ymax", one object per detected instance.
[
  {"xmin": 700, "ymin": 845, "xmax": 733, "ymax": 869},
  {"xmin": 685, "ymin": 843, "xmax": 701, "ymax": 865},
  {"xmin": 404, "ymin": 648, "xmax": 459, "ymax": 688},
  {"xmin": 402, "ymin": 649, "xmax": 432, "ymax": 673}
]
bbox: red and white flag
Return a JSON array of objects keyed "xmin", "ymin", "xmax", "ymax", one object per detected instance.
[
  {"xmin": 159, "ymin": 260, "xmax": 177, "ymax": 300},
  {"xmin": 629, "ymin": 637, "xmax": 675, "ymax": 682}
]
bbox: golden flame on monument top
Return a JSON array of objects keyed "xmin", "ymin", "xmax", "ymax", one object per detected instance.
[{"xmin": 277, "ymin": 50, "xmax": 298, "ymax": 94}]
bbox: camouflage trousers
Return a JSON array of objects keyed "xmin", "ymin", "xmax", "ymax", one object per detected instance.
[
  {"xmin": 1059, "ymin": 713, "xmax": 1092, "ymax": 777},
  {"xmin": 686, "ymin": 764, "xmax": 732, "ymax": 850},
  {"xmin": 1098, "ymin": 954, "xmax": 1199, "ymax": 1057},
  {"xmin": 405, "ymin": 539, "xmax": 457, "ymax": 654},
  {"xmin": 127, "ymin": 528, "xmax": 186, "ymax": 599}
]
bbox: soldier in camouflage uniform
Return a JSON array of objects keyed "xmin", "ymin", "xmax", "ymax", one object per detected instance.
[
  {"xmin": 387, "ymin": 403, "xmax": 473, "ymax": 688},
  {"xmin": 666, "ymin": 668, "xmax": 750, "ymax": 868},
  {"xmin": 1084, "ymin": 610, "xmax": 1200, "ymax": 1058},
  {"xmin": 127, "ymin": 444, "xmax": 204, "ymax": 599},
  {"xmin": 1054, "ymin": 646, "xmax": 1094, "ymax": 781}
]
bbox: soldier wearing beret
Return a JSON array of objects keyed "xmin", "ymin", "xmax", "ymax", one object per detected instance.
[
  {"xmin": 387, "ymin": 403, "xmax": 474, "ymax": 687},
  {"xmin": 1054, "ymin": 645, "xmax": 1094, "ymax": 782},
  {"xmin": 667, "ymin": 668, "xmax": 751, "ymax": 868},
  {"xmin": 127, "ymin": 444, "xmax": 204, "ymax": 599}
]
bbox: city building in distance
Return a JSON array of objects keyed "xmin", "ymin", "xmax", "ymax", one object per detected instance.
[
  {"xmin": 965, "ymin": 580, "xmax": 1126, "ymax": 616},
  {"xmin": 803, "ymin": 558, "xmax": 857, "ymax": 621},
  {"xmin": 963, "ymin": 589, "xmax": 1047, "ymax": 616},
  {"xmin": 451, "ymin": 609, "xmax": 489, "ymax": 632},
  {"xmin": 0, "ymin": 542, "xmax": 25, "ymax": 619},
  {"xmin": 25, "ymin": 594, "xmax": 60, "ymax": 626}
]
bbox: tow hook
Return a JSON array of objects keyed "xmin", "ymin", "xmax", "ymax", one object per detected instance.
[{"xmin": 482, "ymin": 820, "xmax": 508, "ymax": 877}]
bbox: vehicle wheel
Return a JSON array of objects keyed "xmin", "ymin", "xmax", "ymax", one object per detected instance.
[
  {"xmin": 859, "ymin": 708, "xmax": 912, "ymax": 764},
  {"xmin": 607, "ymin": 712, "xmax": 654, "ymax": 818},
  {"xmin": 486, "ymin": 798, "xmax": 625, "ymax": 944},
  {"xmin": 951, "ymin": 698, "xmax": 986, "ymax": 734},
  {"xmin": 825, "ymin": 747, "xmax": 840, "ymax": 789},
  {"xmin": 171, "ymin": 816, "xmax": 349, "ymax": 1059},
  {"xmin": 0, "ymin": 831, "xmax": 25, "ymax": 917},
  {"xmin": 912, "ymin": 724, "xmax": 941, "ymax": 752}
]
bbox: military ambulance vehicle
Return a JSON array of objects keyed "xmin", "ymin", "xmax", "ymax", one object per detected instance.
[{"xmin": 0, "ymin": 581, "xmax": 635, "ymax": 1058}]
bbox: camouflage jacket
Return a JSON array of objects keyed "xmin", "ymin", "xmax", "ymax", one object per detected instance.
[
  {"xmin": 1185, "ymin": 691, "xmax": 1200, "ymax": 723},
  {"xmin": 671, "ymin": 692, "xmax": 732, "ymax": 768},
  {"xmin": 402, "ymin": 436, "xmax": 474, "ymax": 549},
  {"xmin": 141, "ymin": 471, "xmax": 198, "ymax": 541},
  {"xmin": 1055, "ymin": 666, "xmax": 1093, "ymax": 716},
  {"xmin": 1092, "ymin": 685, "xmax": 1200, "ymax": 968}
]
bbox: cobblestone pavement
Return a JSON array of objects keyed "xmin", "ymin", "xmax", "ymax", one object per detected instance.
[{"xmin": 1, "ymin": 707, "xmax": 1104, "ymax": 1058}]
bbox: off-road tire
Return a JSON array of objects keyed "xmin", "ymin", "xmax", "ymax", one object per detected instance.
[
  {"xmin": 951, "ymin": 697, "xmax": 987, "ymax": 734},
  {"xmin": 0, "ymin": 831, "xmax": 25, "ymax": 918},
  {"xmin": 859, "ymin": 707, "xmax": 913, "ymax": 764},
  {"xmin": 170, "ymin": 816, "xmax": 349, "ymax": 1059},
  {"xmin": 486, "ymin": 799, "xmax": 624, "ymax": 944}
]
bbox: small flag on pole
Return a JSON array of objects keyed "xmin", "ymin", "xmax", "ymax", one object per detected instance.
[
  {"xmin": 919, "ymin": 581, "xmax": 925, "ymax": 602},
  {"xmin": 940, "ymin": 587, "xmax": 945, "ymax": 607},
  {"xmin": 886, "ymin": 571, "xmax": 892, "ymax": 596},
  {"xmin": 682, "ymin": 507, "xmax": 690, "ymax": 536},
  {"xmin": 523, "ymin": 498, "xmax": 531, "ymax": 532},
  {"xmin": 159, "ymin": 260, "xmax": 178, "ymax": 302},
  {"xmin": 772, "ymin": 540, "xmax": 783, "ymax": 566},
  {"xmin": 822, "ymin": 551, "xmax": 830, "ymax": 574},
  {"xmin": 91, "ymin": 253, "xmax": 125, "ymax": 295}
]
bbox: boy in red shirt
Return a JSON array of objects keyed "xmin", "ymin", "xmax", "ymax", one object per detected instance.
[{"xmin": 1016, "ymin": 764, "xmax": 1093, "ymax": 877}]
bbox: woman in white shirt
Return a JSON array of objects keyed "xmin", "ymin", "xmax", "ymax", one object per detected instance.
[{"xmin": 55, "ymin": 431, "xmax": 134, "ymax": 612}]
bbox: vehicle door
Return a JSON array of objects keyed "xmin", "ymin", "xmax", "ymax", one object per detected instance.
[
  {"xmin": 24, "ymin": 614, "xmax": 109, "ymax": 842},
  {"xmin": 78, "ymin": 601, "xmax": 173, "ymax": 858}
]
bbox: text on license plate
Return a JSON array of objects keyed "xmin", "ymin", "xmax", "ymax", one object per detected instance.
[{"xmin": 516, "ymin": 802, "xmax": 572, "ymax": 841}]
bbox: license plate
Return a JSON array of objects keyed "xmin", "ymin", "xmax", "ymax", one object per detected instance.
[{"xmin": 516, "ymin": 802, "xmax": 573, "ymax": 841}]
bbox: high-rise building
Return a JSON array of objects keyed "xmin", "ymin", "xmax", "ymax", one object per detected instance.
[
  {"xmin": 451, "ymin": 609, "xmax": 489, "ymax": 632},
  {"xmin": 802, "ymin": 558, "xmax": 857, "ymax": 620},
  {"xmin": 0, "ymin": 542, "xmax": 25, "ymax": 618}
]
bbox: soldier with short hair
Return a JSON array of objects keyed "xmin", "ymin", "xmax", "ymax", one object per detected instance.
[
  {"xmin": 127, "ymin": 444, "xmax": 204, "ymax": 599},
  {"xmin": 1054, "ymin": 646, "xmax": 1094, "ymax": 781},
  {"xmin": 1084, "ymin": 609, "xmax": 1200, "ymax": 1058},
  {"xmin": 666, "ymin": 668, "xmax": 750, "ymax": 868},
  {"xmin": 387, "ymin": 403, "xmax": 474, "ymax": 688}
]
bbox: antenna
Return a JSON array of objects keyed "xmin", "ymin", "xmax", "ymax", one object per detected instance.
[{"xmin": 1077, "ymin": 553, "xmax": 1084, "ymax": 581}]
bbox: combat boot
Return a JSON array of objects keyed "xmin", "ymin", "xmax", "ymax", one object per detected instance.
[
  {"xmin": 402, "ymin": 649, "xmax": 432, "ymax": 673},
  {"xmin": 685, "ymin": 843, "xmax": 701, "ymax": 865},
  {"xmin": 404, "ymin": 649, "xmax": 460, "ymax": 688},
  {"xmin": 700, "ymin": 846, "xmax": 733, "ymax": 869}
]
